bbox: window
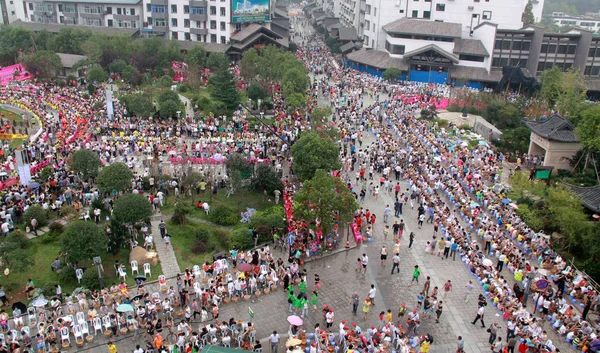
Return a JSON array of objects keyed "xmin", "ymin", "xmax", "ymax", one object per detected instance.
[
  {"xmin": 28, "ymin": 3, "xmax": 32, "ymax": 11},
  {"xmin": 557, "ymin": 44, "xmax": 567, "ymax": 54},
  {"xmin": 492, "ymin": 58, "xmax": 500, "ymax": 67},
  {"xmin": 83, "ymin": 5, "xmax": 102, "ymax": 14},
  {"xmin": 482, "ymin": 10, "xmax": 491, "ymax": 20},
  {"xmin": 171, "ymin": 4, "xmax": 177, "ymax": 13},
  {"xmin": 220, "ymin": 7, "xmax": 225, "ymax": 16},
  {"xmin": 131, "ymin": 8, "xmax": 135, "ymax": 15},
  {"xmin": 502, "ymin": 40, "xmax": 510, "ymax": 50},
  {"xmin": 423, "ymin": 10, "xmax": 430, "ymax": 18},
  {"xmin": 385, "ymin": 40, "xmax": 405, "ymax": 54},
  {"xmin": 210, "ymin": 34, "xmax": 217, "ymax": 42},
  {"xmin": 184, "ymin": 5, "xmax": 189, "ymax": 13},
  {"xmin": 190, "ymin": 6, "xmax": 204, "ymax": 14},
  {"xmin": 210, "ymin": 20, "xmax": 216, "ymax": 29},
  {"xmin": 585, "ymin": 65, "xmax": 592, "ymax": 75},
  {"xmin": 522, "ymin": 41, "xmax": 530, "ymax": 51},
  {"xmin": 195, "ymin": 21, "xmax": 202, "ymax": 27},
  {"xmin": 185, "ymin": 32, "xmax": 191, "ymax": 40},
  {"xmin": 220, "ymin": 21, "xmax": 225, "ymax": 30},
  {"xmin": 374, "ymin": 7, "xmax": 377, "ymax": 15},
  {"xmin": 568, "ymin": 44, "xmax": 576, "ymax": 54},
  {"xmin": 147, "ymin": 17, "xmax": 152, "ymax": 25},
  {"xmin": 146, "ymin": 4, "xmax": 151, "ymax": 12},
  {"xmin": 364, "ymin": 35, "xmax": 369, "ymax": 45},
  {"xmin": 197, "ymin": 34, "xmax": 202, "ymax": 41},
  {"xmin": 494, "ymin": 39, "xmax": 502, "ymax": 49},
  {"xmin": 474, "ymin": 0, "xmax": 480, "ymax": 2},
  {"xmin": 172, "ymin": 31, "xmax": 178, "ymax": 39},
  {"xmin": 154, "ymin": 18, "xmax": 166, "ymax": 26},
  {"xmin": 548, "ymin": 44, "xmax": 557, "ymax": 54},
  {"xmin": 412, "ymin": 10, "xmax": 418, "ymax": 17},
  {"xmin": 220, "ymin": 35, "xmax": 226, "ymax": 43},
  {"xmin": 171, "ymin": 18, "xmax": 178, "ymax": 26},
  {"xmin": 116, "ymin": 7, "xmax": 121, "ymax": 14},
  {"xmin": 365, "ymin": 20, "xmax": 370, "ymax": 30},
  {"xmin": 540, "ymin": 43, "xmax": 548, "ymax": 53},
  {"xmin": 511, "ymin": 41, "xmax": 521, "ymax": 50},
  {"xmin": 580, "ymin": 21, "xmax": 595, "ymax": 27},
  {"xmin": 107, "ymin": 19, "xmax": 113, "ymax": 26},
  {"xmin": 61, "ymin": 4, "xmax": 76, "ymax": 13},
  {"xmin": 210, "ymin": 6, "xmax": 216, "ymax": 15},
  {"xmin": 151, "ymin": 5, "xmax": 167, "ymax": 13},
  {"xmin": 365, "ymin": 5, "xmax": 371, "ymax": 14},
  {"xmin": 436, "ymin": 3, "xmax": 445, "ymax": 11},
  {"xmin": 184, "ymin": 19, "xmax": 190, "ymax": 27},
  {"xmin": 459, "ymin": 54, "xmax": 484, "ymax": 62}
]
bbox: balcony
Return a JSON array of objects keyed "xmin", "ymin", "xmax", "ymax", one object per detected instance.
[
  {"xmin": 189, "ymin": 0, "xmax": 208, "ymax": 6},
  {"xmin": 152, "ymin": 12, "xmax": 168, "ymax": 19},
  {"xmin": 190, "ymin": 13, "xmax": 207, "ymax": 21},
  {"xmin": 80, "ymin": 12, "xmax": 103, "ymax": 19},
  {"xmin": 62, "ymin": 11, "xmax": 77, "ymax": 17},
  {"xmin": 152, "ymin": 24, "xmax": 168, "ymax": 33},
  {"xmin": 114, "ymin": 14, "xmax": 139, "ymax": 20},
  {"xmin": 33, "ymin": 10, "xmax": 55, "ymax": 16},
  {"xmin": 190, "ymin": 27, "xmax": 208, "ymax": 35},
  {"xmin": 150, "ymin": 0, "xmax": 167, "ymax": 5}
]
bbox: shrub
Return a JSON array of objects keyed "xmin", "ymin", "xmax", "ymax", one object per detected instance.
[
  {"xmin": 172, "ymin": 202, "xmax": 192, "ymax": 225},
  {"xmin": 209, "ymin": 206, "xmax": 238, "ymax": 226},
  {"xmin": 194, "ymin": 228, "xmax": 211, "ymax": 242},
  {"xmin": 60, "ymin": 206, "xmax": 76, "ymax": 219},
  {"xmin": 91, "ymin": 198, "xmax": 105, "ymax": 212},
  {"xmin": 23, "ymin": 205, "xmax": 48, "ymax": 228},
  {"xmin": 191, "ymin": 239, "xmax": 207, "ymax": 254},
  {"xmin": 58, "ymin": 266, "xmax": 76, "ymax": 283},
  {"xmin": 213, "ymin": 229, "xmax": 230, "ymax": 248},
  {"xmin": 229, "ymin": 227, "xmax": 254, "ymax": 250},
  {"xmin": 81, "ymin": 269, "xmax": 100, "ymax": 290},
  {"xmin": 39, "ymin": 283, "xmax": 57, "ymax": 297},
  {"xmin": 40, "ymin": 230, "xmax": 62, "ymax": 244},
  {"xmin": 48, "ymin": 221, "xmax": 65, "ymax": 233}
]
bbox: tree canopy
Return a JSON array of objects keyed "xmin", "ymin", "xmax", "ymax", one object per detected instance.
[
  {"xmin": 540, "ymin": 66, "xmax": 587, "ymax": 117},
  {"xmin": 71, "ymin": 149, "xmax": 102, "ymax": 179},
  {"xmin": 291, "ymin": 132, "xmax": 341, "ymax": 181},
  {"xmin": 293, "ymin": 170, "xmax": 358, "ymax": 237},
  {"xmin": 87, "ymin": 66, "xmax": 109, "ymax": 83},
  {"xmin": 61, "ymin": 221, "xmax": 108, "ymax": 263},
  {"xmin": 97, "ymin": 162, "xmax": 133, "ymax": 193},
  {"xmin": 209, "ymin": 69, "xmax": 240, "ymax": 113},
  {"xmin": 112, "ymin": 193, "xmax": 153, "ymax": 225},
  {"xmin": 22, "ymin": 50, "xmax": 62, "ymax": 80}
]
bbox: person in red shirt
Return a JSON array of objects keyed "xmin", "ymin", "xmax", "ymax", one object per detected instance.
[{"xmin": 371, "ymin": 214, "xmax": 377, "ymax": 225}]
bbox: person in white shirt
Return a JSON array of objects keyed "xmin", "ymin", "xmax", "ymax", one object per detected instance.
[
  {"xmin": 464, "ymin": 280, "xmax": 474, "ymax": 303},
  {"xmin": 269, "ymin": 331, "xmax": 280, "ymax": 353}
]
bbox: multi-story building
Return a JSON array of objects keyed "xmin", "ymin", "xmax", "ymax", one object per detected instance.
[
  {"xmin": 548, "ymin": 13, "xmax": 600, "ymax": 33},
  {"xmin": 0, "ymin": 0, "xmax": 26, "ymax": 24},
  {"xmin": 19, "ymin": 0, "xmax": 277, "ymax": 44},
  {"xmin": 318, "ymin": 0, "xmax": 545, "ymax": 49}
]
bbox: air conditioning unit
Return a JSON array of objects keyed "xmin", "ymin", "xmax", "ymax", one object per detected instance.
[{"xmin": 468, "ymin": 5, "xmax": 474, "ymax": 10}]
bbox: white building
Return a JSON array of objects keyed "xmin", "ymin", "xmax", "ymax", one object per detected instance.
[
  {"xmin": 548, "ymin": 14, "xmax": 600, "ymax": 33},
  {"xmin": 19, "ymin": 0, "xmax": 252, "ymax": 44},
  {"xmin": 324, "ymin": 0, "xmax": 544, "ymax": 50},
  {"xmin": 0, "ymin": 0, "xmax": 27, "ymax": 24}
]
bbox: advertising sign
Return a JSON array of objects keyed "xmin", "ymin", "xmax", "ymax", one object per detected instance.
[{"xmin": 232, "ymin": 0, "xmax": 270, "ymax": 23}]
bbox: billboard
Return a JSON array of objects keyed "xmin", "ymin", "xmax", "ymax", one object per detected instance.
[{"xmin": 232, "ymin": 0, "xmax": 270, "ymax": 23}]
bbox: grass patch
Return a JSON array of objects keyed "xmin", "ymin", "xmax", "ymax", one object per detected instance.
[
  {"xmin": 188, "ymin": 189, "xmax": 273, "ymax": 222},
  {"xmin": 4, "ymin": 231, "xmax": 162, "ymax": 304},
  {"xmin": 0, "ymin": 107, "xmax": 23, "ymax": 121},
  {"xmin": 168, "ymin": 220, "xmax": 230, "ymax": 270},
  {"xmin": 179, "ymin": 86, "xmax": 210, "ymax": 101}
]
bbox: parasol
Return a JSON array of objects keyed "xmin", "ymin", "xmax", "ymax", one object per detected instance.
[
  {"xmin": 116, "ymin": 303, "xmax": 134, "ymax": 313},
  {"xmin": 287, "ymin": 315, "xmax": 303, "ymax": 326},
  {"xmin": 31, "ymin": 298, "xmax": 48, "ymax": 307},
  {"xmin": 237, "ymin": 263, "xmax": 252, "ymax": 272},
  {"xmin": 168, "ymin": 150, "xmax": 177, "ymax": 156},
  {"xmin": 12, "ymin": 302, "xmax": 26, "ymax": 313},
  {"xmin": 27, "ymin": 182, "xmax": 40, "ymax": 189},
  {"xmin": 537, "ymin": 268, "xmax": 550, "ymax": 277},
  {"xmin": 135, "ymin": 275, "xmax": 147, "ymax": 281},
  {"xmin": 509, "ymin": 203, "xmax": 519, "ymax": 209},
  {"xmin": 501, "ymin": 199, "xmax": 510, "ymax": 205},
  {"xmin": 482, "ymin": 258, "xmax": 493, "ymax": 267},
  {"xmin": 286, "ymin": 338, "xmax": 302, "ymax": 346}
]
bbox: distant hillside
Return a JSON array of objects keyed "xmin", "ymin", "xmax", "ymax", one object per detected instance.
[{"xmin": 543, "ymin": 0, "xmax": 600, "ymax": 16}]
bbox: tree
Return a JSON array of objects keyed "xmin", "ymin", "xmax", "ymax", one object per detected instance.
[
  {"xmin": 34, "ymin": 30, "xmax": 54, "ymax": 51},
  {"xmin": 247, "ymin": 81, "xmax": 267, "ymax": 102},
  {"xmin": 60, "ymin": 221, "xmax": 108, "ymax": 264},
  {"xmin": 251, "ymin": 164, "xmax": 284, "ymax": 195},
  {"xmin": 108, "ymin": 59, "xmax": 127, "ymax": 74},
  {"xmin": 185, "ymin": 45, "xmax": 207, "ymax": 68},
  {"xmin": 158, "ymin": 89, "xmax": 182, "ymax": 106},
  {"xmin": 87, "ymin": 66, "xmax": 109, "ymax": 83},
  {"xmin": 206, "ymin": 52, "xmax": 229, "ymax": 73},
  {"xmin": 383, "ymin": 68, "xmax": 402, "ymax": 81},
  {"xmin": 97, "ymin": 162, "xmax": 133, "ymax": 193},
  {"xmin": 285, "ymin": 93, "xmax": 306, "ymax": 113},
  {"xmin": 183, "ymin": 171, "xmax": 203, "ymax": 200},
  {"xmin": 282, "ymin": 68, "xmax": 310, "ymax": 97},
  {"xmin": 240, "ymin": 48, "xmax": 261, "ymax": 81},
  {"xmin": 53, "ymin": 27, "xmax": 92, "ymax": 55},
  {"xmin": 0, "ymin": 232, "xmax": 34, "ymax": 289},
  {"xmin": 522, "ymin": 0, "xmax": 535, "ymax": 26},
  {"xmin": 120, "ymin": 94, "xmax": 153, "ymax": 117},
  {"xmin": 23, "ymin": 204, "xmax": 48, "ymax": 228},
  {"xmin": 159, "ymin": 100, "xmax": 181, "ymax": 118},
  {"xmin": 293, "ymin": 170, "xmax": 358, "ymax": 239},
  {"xmin": 209, "ymin": 69, "xmax": 240, "ymax": 113},
  {"xmin": 291, "ymin": 132, "xmax": 341, "ymax": 181},
  {"xmin": 82, "ymin": 34, "xmax": 132, "ymax": 68},
  {"xmin": 121, "ymin": 65, "xmax": 140, "ymax": 84},
  {"xmin": 576, "ymin": 105, "xmax": 600, "ymax": 152},
  {"xmin": 540, "ymin": 66, "xmax": 587, "ymax": 117},
  {"xmin": 112, "ymin": 193, "xmax": 153, "ymax": 225},
  {"xmin": 22, "ymin": 50, "xmax": 62, "ymax": 80},
  {"xmin": 71, "ymin": 149, "xmax": 101, "ymax": 180},
  {"xmin": 172, "ymin": 201, "xmax": 193, "ymax": 226}
]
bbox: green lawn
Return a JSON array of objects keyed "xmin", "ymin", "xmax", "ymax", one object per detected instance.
[
  {"xmin": 188, "ymin": 188, "xmax": 273, "ymax": 221},
  {"xmin": 179, "ymin": 86, "xmax": 210, "ymax": 101},
  {"xmin": 0, "ymin": 107, "xmax": 24, "ymax": 121},
  {"xmin": 4, "ymin": 230, "xmax": 162, "ymax": 304},
  {"xmin": 168, "ymin": 220, "xmax": 230, "ymax": 270}
]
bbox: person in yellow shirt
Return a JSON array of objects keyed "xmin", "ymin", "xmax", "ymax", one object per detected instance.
[
  {"xmin": 420, "ymin": 339, "xmax": 430, "ymax": 353},
  {"xmin": 107, "ymin": 341, "xmax": 118, "ymax": 353}
]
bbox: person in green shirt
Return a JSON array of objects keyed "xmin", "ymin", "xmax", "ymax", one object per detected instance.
[
  {"xmin": 311, "ymin": 290, "xmax": 318, "ymax": 312},
  {"xmin": 293, "ymin": 294, "xmax": 303, "ymax": 316},
  {"xmin": 410, "ymin": 265, "xmax": 421, "ymax": 286},
  {"xmin": 299, "ymin": 279, "xmax": 307, "ymax": 298},
  {"xmin": 288, "ymin": 288, "xmax": 295, "ymax": 312}
]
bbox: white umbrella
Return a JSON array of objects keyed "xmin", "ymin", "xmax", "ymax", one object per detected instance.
[
  {"xmin": 31, "ymin": 298, "xmax": 48, "ymax": 307},
  {"xmin": 482, "ymin": 258, "xmax": 493, "ymax": 267},
  {"xmin": 537, "ymin": 268, "xmax": 550, "ymax": 276}
]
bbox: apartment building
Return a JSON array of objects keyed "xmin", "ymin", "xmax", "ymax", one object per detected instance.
[
  {"xmin": 20, "ymin": 0, "xmax": 266, "ymax": 44},
  {"xmin": 548, "ymin": 13, "xmax": 600, "ymax": 33},
  {"xmin": 318, "ymin": 0, "xmax": 545, "ymax": 49},
  {"xmin": 0, "ymin": 0, "xmax": 26, "ymax": 24}
]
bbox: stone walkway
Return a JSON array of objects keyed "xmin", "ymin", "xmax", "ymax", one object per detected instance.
[
  {"xmin": 150, "ymin": 214, "xmax": 182, "ymax": 278},
  {"xmin": 179, "ymin": 94, "xmax": 194, "ymax": 119}
]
